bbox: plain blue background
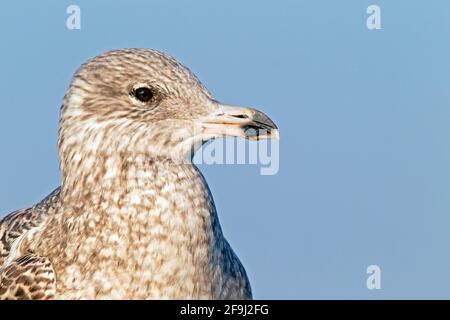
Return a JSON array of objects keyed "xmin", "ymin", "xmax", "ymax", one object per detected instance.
[{"xmin": 1, "ymin": 1, "xmax": 450, "ymax": 299}]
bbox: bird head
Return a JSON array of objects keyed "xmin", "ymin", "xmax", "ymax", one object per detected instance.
[{"xmin": 59, "ymin": 49, "xmax": 279, "ymax": 165}]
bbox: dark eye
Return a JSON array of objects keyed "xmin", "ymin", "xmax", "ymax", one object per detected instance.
[{"xmin": 133, "ymin": 87, "xmax": 153, "ymax": 102}]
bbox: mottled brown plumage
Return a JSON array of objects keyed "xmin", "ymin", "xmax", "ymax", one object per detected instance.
[{"xmin": 0, "ymin": 49, "xmax": 278, "ymax": 299}]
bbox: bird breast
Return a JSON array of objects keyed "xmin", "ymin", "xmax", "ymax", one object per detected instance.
[{"xmin": 32, "ymin": 159, "xmax": 225, "ymax": 299}]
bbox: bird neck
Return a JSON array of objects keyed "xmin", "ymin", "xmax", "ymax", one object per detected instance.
[
  {"xmin": 59, "ymin": 151, "xmax": 225, "ymax": 247},
  {"xmin": 37, "ymin": 151, "xmax": 231, "ymax": 298},
  {"xmin": 60, "ymin": 150, "xmax": 209, "ymax": 207},
  {"xmin": 60, "ymin": 151, "xmax": 163, "ymax": 200}
]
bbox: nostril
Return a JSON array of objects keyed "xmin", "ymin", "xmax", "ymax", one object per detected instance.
[{"xmin": 233, "ymin": 114, "xmax": 249, "ymax": 119}]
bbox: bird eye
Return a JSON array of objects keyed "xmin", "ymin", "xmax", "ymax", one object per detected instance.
[{"xmin": 132, "ymin": 87, "xmax": 153, "ymax": 103}]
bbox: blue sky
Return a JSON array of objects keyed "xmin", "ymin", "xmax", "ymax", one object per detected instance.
[{"xmin": 1, "ymin": 0, "xmax": 450, "ymax": 299}]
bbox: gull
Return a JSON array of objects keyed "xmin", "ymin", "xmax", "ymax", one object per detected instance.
[{"xmin": 0, "ymin": 49, "xmax": 278, "ymax": 299}]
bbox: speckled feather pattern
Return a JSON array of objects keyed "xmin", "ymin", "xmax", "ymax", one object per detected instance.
[{"xmin": 0, "ymin": 49, "xmax": 254, "ymax": 299}]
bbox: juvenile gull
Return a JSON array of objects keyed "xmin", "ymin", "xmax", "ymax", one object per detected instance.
[{"xmin": 0, "ymin": 49, "xmax": 278, "ymax": 299}]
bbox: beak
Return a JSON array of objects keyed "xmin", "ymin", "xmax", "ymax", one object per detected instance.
[{"xmin": 198, "ymin": 104, "xmax": 279, "ymax": 141}]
